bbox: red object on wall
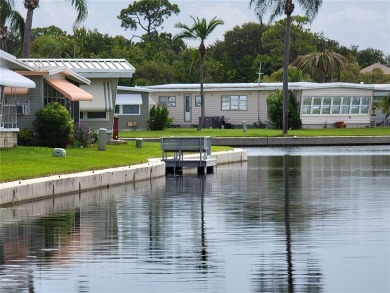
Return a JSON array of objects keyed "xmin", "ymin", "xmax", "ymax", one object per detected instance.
[{"xmin": 113, "ymin": 116, "xmax": 119, "ymax": 140}]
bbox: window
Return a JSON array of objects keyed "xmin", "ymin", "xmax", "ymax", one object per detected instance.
[
  {"xmin": 115, "ymin": 104, "xmax": 140, "ymax": 115},
  {"xmin": 195, "ymin": 95, "xmax": 201, "ymax": 107},
  {"xmin": 159, "ymin": 96, "xmax": 176, "ymax": 107},
  {"xmin": 81, "ymin": 112, "xmax": 108, "ymax": 120},
  {"xmin": 221, "ymin": 95, "xmax": 247, "ymax": 111},
  {"xmin": 302, "ymin": 96, "xmax": 371, "ymax": 115}
]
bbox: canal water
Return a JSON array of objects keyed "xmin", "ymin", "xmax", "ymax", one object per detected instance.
[{"xmin": 0, "ymin": 146, "xmax": 389, "ymax": 293}]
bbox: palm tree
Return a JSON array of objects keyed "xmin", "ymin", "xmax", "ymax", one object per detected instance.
[
  {"xmin": 175, "ymin": 16, "xmax": 224, "ymax": 131},
  {"xmin": 0, "ymin": 0, "xmax": 25, "ymax": 51},
  {"xmin": 250, "ymin": 0, "xmax": 323, "ymax": 135},
  {"xmin": 22, "ymin": 0, "xmax": 88, "ymax": 58},
  {"xmin": 294, "ymin": 50, "xmax": 348, "ymax": 82},
  {"xmin": 381, "ymin": 94, "xmax": 390, "ymax": 122}
]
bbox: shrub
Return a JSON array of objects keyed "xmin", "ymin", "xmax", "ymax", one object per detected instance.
[
  {"xmin": 17, "ymin": 128, "xmax": 33, "ymax": 146},
  {"xmin": 148, "ymin": 104, "xmax": 173, "ymax": 130},
  {"xmin": 73, "ymin": 122, "xmax": 97, "ymax": 147},
  {"xmin": 266, "ymin": 90, "xmax": 302, "ymax": 130},
  {"xmin": 34, "ymin": 102, "xmax": 74, "ymax": 148}
]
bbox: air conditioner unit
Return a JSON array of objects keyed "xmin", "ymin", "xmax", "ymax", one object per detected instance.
[{"xmin": 16, "ymin": 104, "xmax": 29, "ymax": 115}]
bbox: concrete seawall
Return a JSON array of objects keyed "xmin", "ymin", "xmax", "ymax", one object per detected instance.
[
  {"xmin": 211, "ymin": 136, "xmax": 390, "ymax": 146},
  {"xmin": 0, "ymin": 149, "xmax": 247, "ymax": 207}
]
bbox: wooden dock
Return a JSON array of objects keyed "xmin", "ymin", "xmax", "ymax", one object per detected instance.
[{"xmin": 161, "ymin": 136, "xmax": 217, "ymax": 174}]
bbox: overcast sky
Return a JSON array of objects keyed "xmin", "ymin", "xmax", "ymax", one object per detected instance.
[{"xmin": 14, "ymin": 0, "xmax": 390, "ymax": 55}]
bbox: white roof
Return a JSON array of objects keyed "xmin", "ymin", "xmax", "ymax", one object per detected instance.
[
  {"xmin": 0, "ymin": 67, "xmax": 35, "ymax": 88},
  {"xmin": 142, "ymin": 82, "xmax": 376, "ymax": 92},
  {"xmin": 0, "ymin": 50, "xmax": 33, "ymax": 71},
  {"xmin": 19, "ymin": 59, "xmax": 135, "ymax": 78}
]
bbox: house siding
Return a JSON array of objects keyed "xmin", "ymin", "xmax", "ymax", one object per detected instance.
[
  {"xmin": 17, "ymin": 76, "xmax": 44, "ymax": 131},
  {"xmin": 149, "ymin": 89, "xmax": 270, "ymax": 127},
  {"xmin": 116, "ymin": 90, "xmax": 150, "ymax": 131}
]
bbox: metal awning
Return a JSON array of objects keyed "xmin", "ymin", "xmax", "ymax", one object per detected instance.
[
  {"xmin": 45, "ymin": 78, "xmax": 93, "ymax": 101},
  {"xmin": 116, "ymin": 93, "xmax": 143, "ymax": 105},
  {"xmin": 4, "ymin": 87, "xmax": 29, "ymax": 95},
  {"xmin": 0, "ymin": 67, "xmax": 35, "ymax": 88},
  {"xmin": 80, "ymin": 80, "xmax": 112, "ymax": 111}
]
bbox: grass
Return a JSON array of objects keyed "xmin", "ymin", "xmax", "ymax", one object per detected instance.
[
  {"xmin": 0, "ymin": 127, "xmax": 388, "ymax": 183},
  {"xmin": 119, "ymin": 127, "xmax": 390, "ymax": 138},
  {"xmin": 0, "ymin": 142, "xmax": 230, "ymax": 183}
]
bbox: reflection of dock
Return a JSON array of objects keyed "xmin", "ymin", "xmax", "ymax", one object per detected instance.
[{"xmin": 161, "ymin": 137, "xmax": 217, "ymax": 174}]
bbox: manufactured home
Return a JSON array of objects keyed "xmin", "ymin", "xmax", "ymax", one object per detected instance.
[
  {"xmin": 19, "ymin": 58, "xmax": 135, "ymax": 131},
  {"xmin": 0, "ymin": 50, "xmax": 35, "ymax": 148},
  {"xmin": 145, "ymin": 82, "xmax": 390, "ymax": 129}
]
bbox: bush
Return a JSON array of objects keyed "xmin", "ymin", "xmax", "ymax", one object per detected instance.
[
  {"xmin": 17, "ymin": 128, "xmax": 33, "ymax": 146},
  {"xmin": 148, "ymin": 105, "xmax": 173, "ymax": 130},
  {"xmin": 266, "ymin": 90, "xmax": 302, "ymax": 130},
  {"xmin": 73, "ymin": 122, "xmax": 97, "ymax": 147},
  {"xmin": 34, "ymin": 102, "xmax": 74, "ymax": 148}
]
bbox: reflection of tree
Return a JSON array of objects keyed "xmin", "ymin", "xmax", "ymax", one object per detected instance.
[
  {"xmin": 284, "ymin": 155, "xmax": 293, "ymax": 293},
  {"xmin": 250, "ymin": 155, "xmax": 323, "ymax": 292},
  {"xmin": 199, "ymin": 175, "xmax": 208, "ymax": 271}
]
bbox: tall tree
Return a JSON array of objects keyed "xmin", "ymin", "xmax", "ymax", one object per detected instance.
[
  {"xmin": 0, "ymin": 0, "xmax": 24, "ymax": 51},
  {"xmin": 118, "ymin": 0, "xmax": 180, "ymax": 42},
  {"xmin": 175, "ymin": 16, "xmax": 224, "ymax": 131},
  {"xmin": 22, "ymin": 0, "xmax": 88, "ymax": 58},
  {"xmin": 294, "ymin": 50, "xmax": 348, "ymax": 82},
  {"xmin": 250, "ymin": 0, "xmax": 323, "ymax": 135}
]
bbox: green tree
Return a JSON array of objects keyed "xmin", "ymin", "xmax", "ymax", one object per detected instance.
[
  {"xmin": 0, "ymin": 0, "xmax": 24, "ymax": 51},
  {"xmin": 34, "ymin": 102, "xmax": 74, "ymax": 148},
  {"xmin": 133, "ymin": 60, "xmax": 177, "ymax": 85},
  {"xmin": 357, "ymin": 48, "xmax": 385, "ymax": 69},
  {"xmin": 267, "ymin": 89, "xmax": 301, "ymax": 130},
  {"xmin": 262, "ymin": 65, "xmax": 307, "ymax": 82},
  {"xmin": 261, "ymin": 16, "xmax": 317, "ymax": 73},
  {"xmin": 22, "ymin": 0, "xmax": 88, "ymax": 58},
  {"xmin": 294, "ymin": 50, "xmax": 348, "ymax": 82},
  {"xmin": 175, "ymin": 16, "xmax": 224, "ymax": 131},
  {"xmin": 380, "ymin": 94, "xmax": 390, "ymax": 122},
  {"xmin": 30, "ymin": 34, "xmax": 74, "ymax": 57},
  {"xmin": 210, "ymin": 22, "xmax": 266, "ymax": 82},
  {"xmin": 250, "ymin": 0, "xmax": 323, "ymax": 135},
  {"xmin": 118, "ymin": 0, "xmax": 179, "ymax": 42}
]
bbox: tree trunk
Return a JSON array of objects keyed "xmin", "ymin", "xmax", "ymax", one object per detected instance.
[
  {"xmin": 283, "ymin": 0, "xmax": 294, "ymax": 136},
  {"xmin": 22, "ymin": 8, "xmax": 34, "ymax": 58},
  {"xmin": 198, "ymin": 43, "xmax": 206, "ymax": 131}
]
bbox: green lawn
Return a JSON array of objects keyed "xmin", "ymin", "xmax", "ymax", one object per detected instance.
[
  {"xmin": 0, "ymin": 127, "xmax": 388, "ymax": 183},
  {"xmin": 119, "ymin": 127, "xmax": 390, "ymax": 138},
  {"xmin": 0, "ymin": 142, "xmax": 230, "ymax": 183}
]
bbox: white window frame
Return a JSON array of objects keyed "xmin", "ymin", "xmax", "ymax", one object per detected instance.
[
  {"xmin": 115, "ymin": 104, "xmax": 141, "ymax": 115},
  {"xmin": 302, "ymin": 96, "xmax": 371, "ymax": 115},
  {"xmin": 159, "ymin": 96, "xmax": 176, "ymax": 107},
  {"xmin": 221, "ymin": 95, "xmax": 247, "ymax": 111}
]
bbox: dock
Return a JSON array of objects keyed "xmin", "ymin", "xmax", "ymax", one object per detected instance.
[{"xmin": 161, "ymin": 136, "xmax": 217, "ymax": 174}]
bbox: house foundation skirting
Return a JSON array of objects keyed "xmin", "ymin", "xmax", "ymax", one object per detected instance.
[{"xmin": 0, "ymin": 131, "xmax": 17, "ymax": 148}]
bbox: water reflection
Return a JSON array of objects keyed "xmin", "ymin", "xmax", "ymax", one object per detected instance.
[{"xmin": 0, "ymin": 147, "xmax": 389, "ymax": 293}]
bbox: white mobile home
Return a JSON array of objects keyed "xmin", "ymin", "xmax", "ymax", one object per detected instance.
[
  {"xmin": 145, "ymin": 82, "xmax": 389, "ymax": 129},
  {"xmin": 0, "ymin": 50, "xmax": 35, "ymax": 148}
]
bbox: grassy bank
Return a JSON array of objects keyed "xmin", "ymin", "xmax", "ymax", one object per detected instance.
[
  {"xmin": 0, "ymin": 142, "xmax": 230, "ymax": 183},
  {"xmin": 119, "ymin": 127, "xmax": 390, "ymax": 138}
]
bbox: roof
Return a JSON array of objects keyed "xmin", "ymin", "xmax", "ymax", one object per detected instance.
[
  {"xmin": 18, "ymin": 67, "xmax": 91, "ymax": 85},
  {"xmin": 142, "ymin": 82, "xmax": 376, "ymax": 93},
  {"xmin": 19, "ymin": 58, "xmax": 135, "ymax": 78},
  {"xmin": 0, "ymin": 50, "xmax": 34, "ymax": 71},
  {"xmin": 0, "ymin": 67, "xmax": 36, "ymax": 88},
  {"xmin": 117, "ymin": 85, "xmax": 151, "ymax": 93},
  {"xmin": 360, "ymin": 63, "xmax": 390, "ymax": 74}
]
